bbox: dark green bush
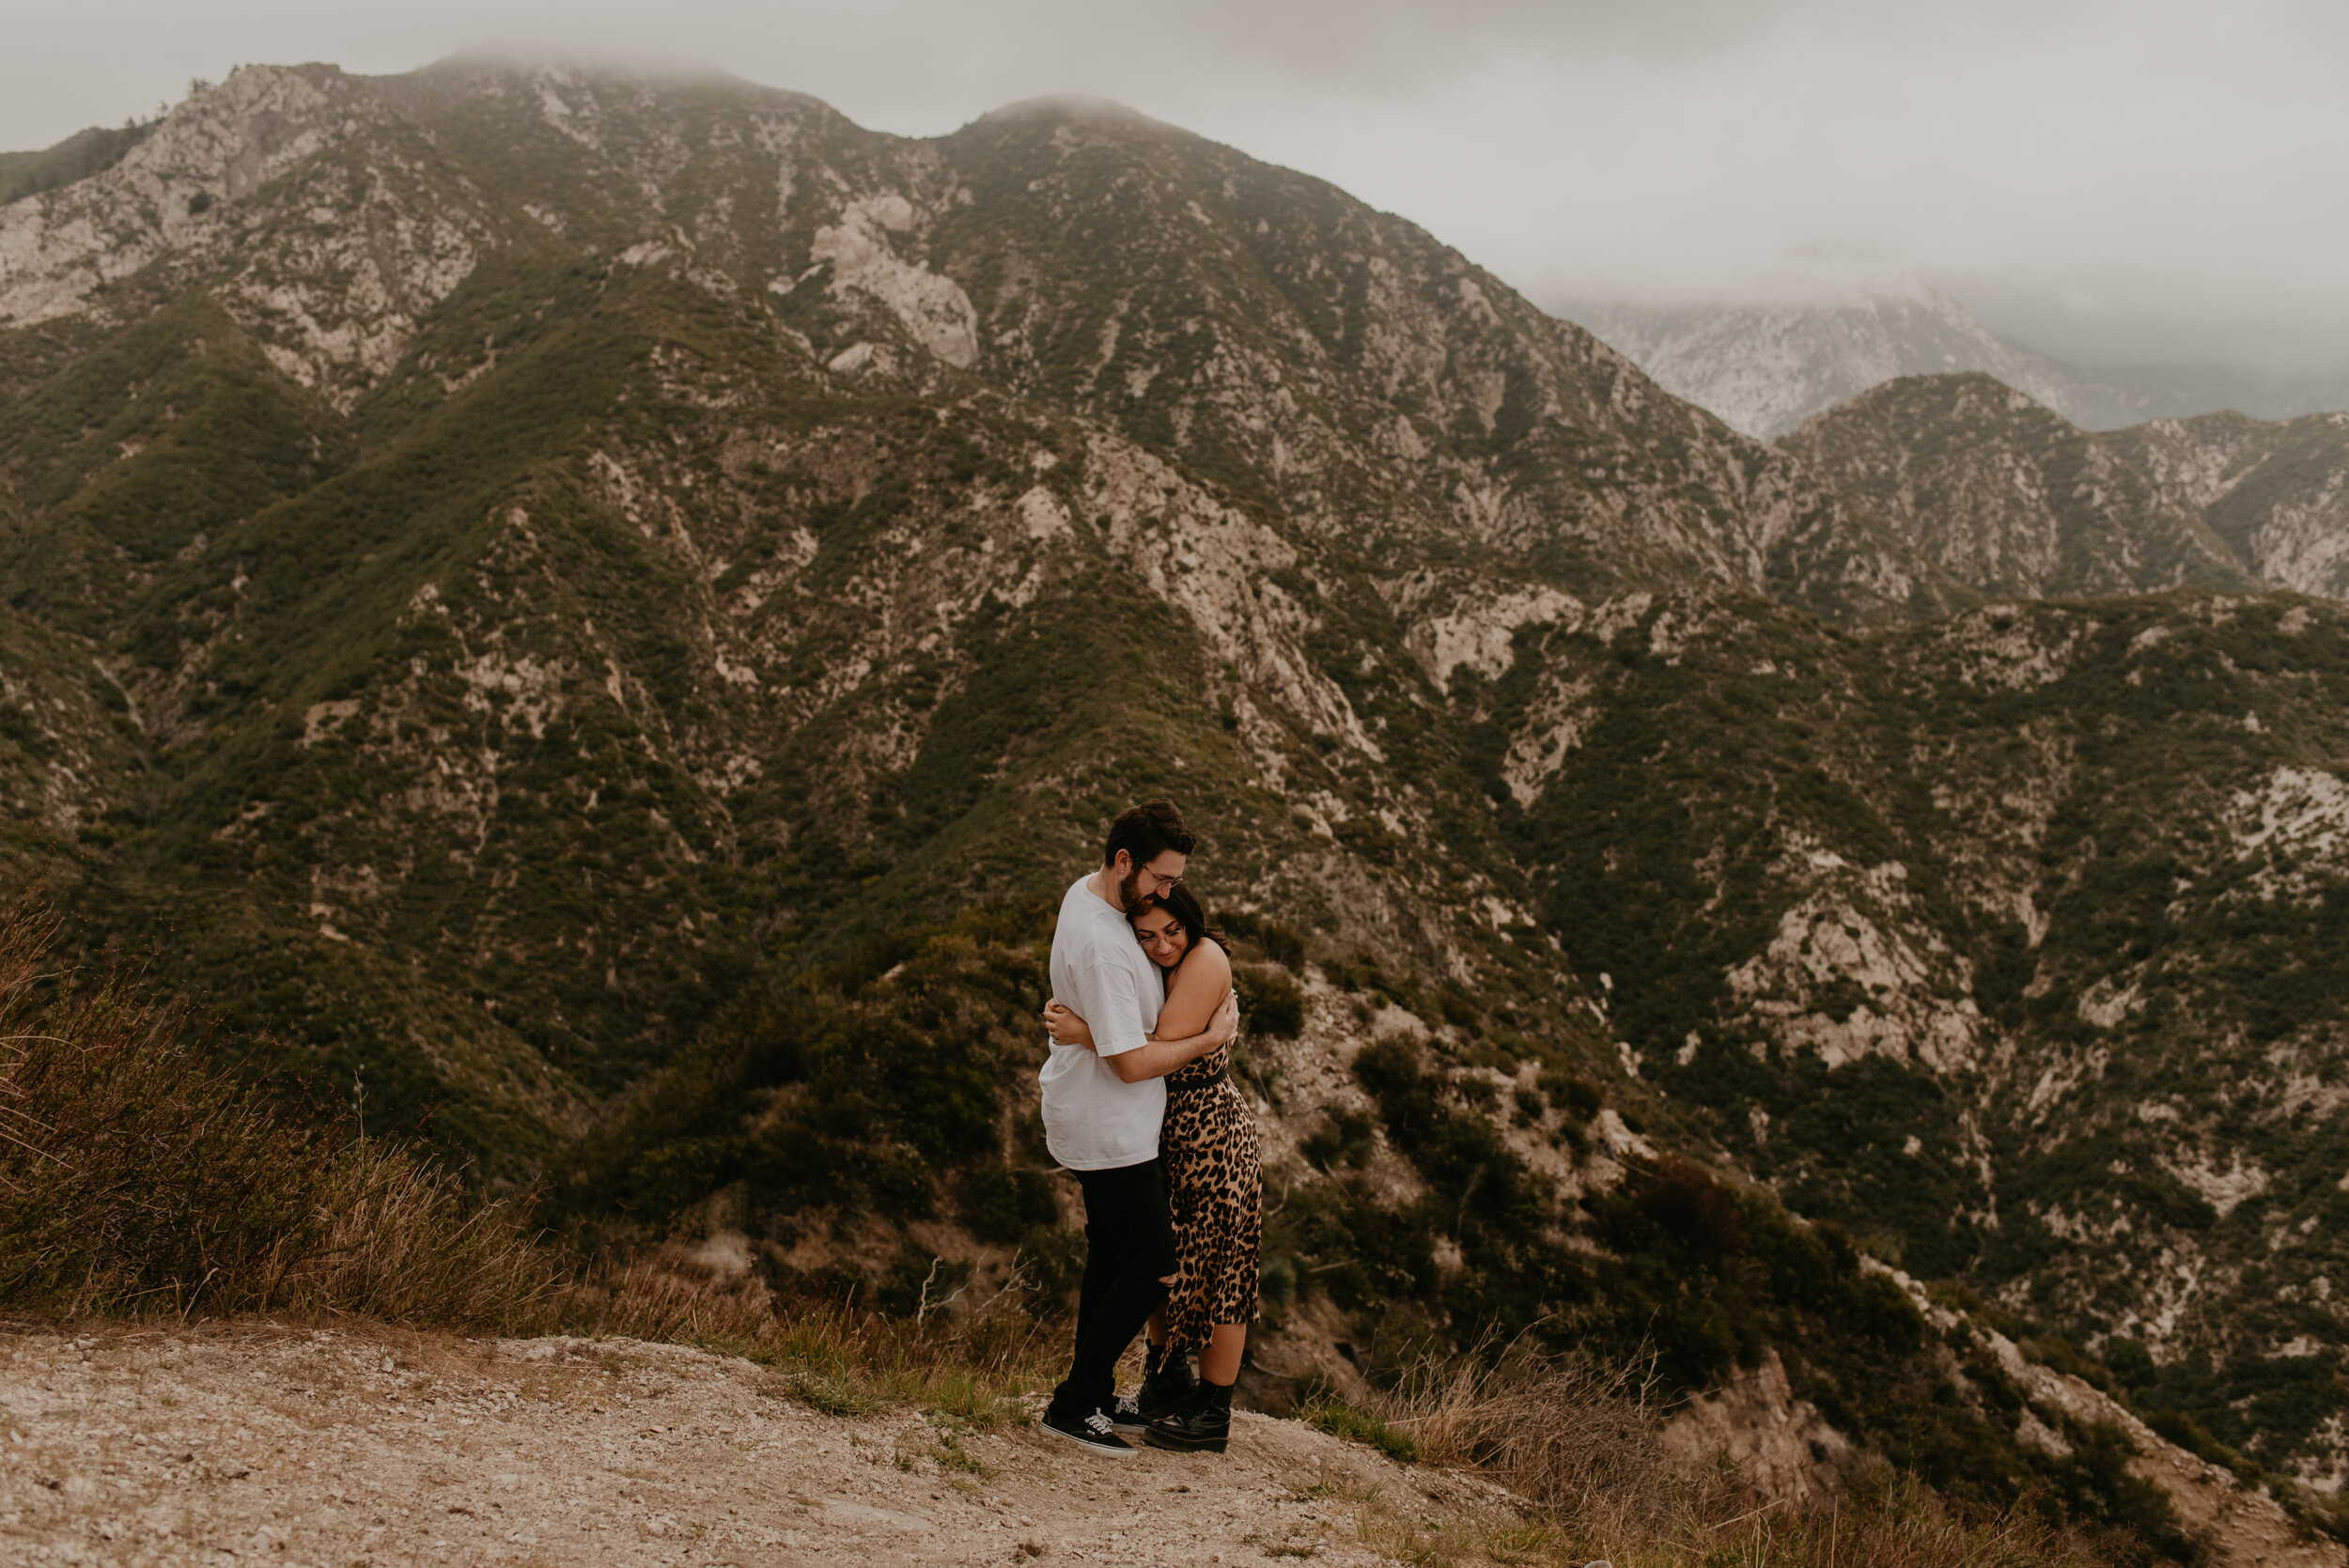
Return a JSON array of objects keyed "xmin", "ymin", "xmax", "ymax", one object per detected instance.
[
  {"xmin": 961, "ymin": 1164, "xmax": 1060, "ymax": 1245},
  {"xmin": 1301, "ymin": 1108, "xmax": 1375, "ymax": 1171},
  {"xmin": 1235, "ymin": 961, "xmax": 1306, "ymax": 1038},
  {"xmin": 1539, "ymin": 1070, "xmax": 1604, "ymax": 1120},
  {"xmin": 1220, "ymin": 909, "xmax": 1306, "ymax": 970}
]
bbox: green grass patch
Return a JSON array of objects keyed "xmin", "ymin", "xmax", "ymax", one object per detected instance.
[{"xmin": 1300, "ymin": 1396, "xmax": 1419, "ymax": 1464}]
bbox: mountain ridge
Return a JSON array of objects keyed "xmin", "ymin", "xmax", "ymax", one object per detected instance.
[
  {"xmin": 1785, "ymin": 373, "xmax": 2349, "ymax": 603},
  {"xmin": 1575, "ymin": 287, "xmax": 2349, "ymax": 441},
  {"xmin": 8, "ymin": 60, "xmax": 2349, "ymax": 1556}
]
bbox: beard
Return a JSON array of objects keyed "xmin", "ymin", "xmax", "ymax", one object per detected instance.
[{"xmin": 1117, "ymin": 867, "xmax": 1146, "ymax": 913}]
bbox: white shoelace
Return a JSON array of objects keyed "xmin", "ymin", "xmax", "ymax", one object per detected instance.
[{"xmin": 1084, "ymin": 1411, "xmax": 1116, "ymax": 1436}]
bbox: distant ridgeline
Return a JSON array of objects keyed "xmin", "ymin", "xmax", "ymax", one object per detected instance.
[
  {"xmin": 0, "ymin": 118, "xmax": 160, "ymax": 207},
  {"xmin": 7, "ymin": 61, "xmax": 2349, "ymax": 1549},
  {"xmin": 1579, "ymin": 288, "xmax": 2349, "ymax": 439}
]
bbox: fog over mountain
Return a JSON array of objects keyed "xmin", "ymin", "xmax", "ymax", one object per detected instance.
[
  {"xmin": 1573, "ymin": 285, "xmax": 2349, "ymax": 442},
  {"xmin": 3, "ymin": 0, "xmax": 2347, "ymax": 375}
]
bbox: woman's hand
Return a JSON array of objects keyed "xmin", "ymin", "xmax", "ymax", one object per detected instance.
[{"xmin": 1044, "ymin": 999, "xmax": 1098, "ymax": 1051}]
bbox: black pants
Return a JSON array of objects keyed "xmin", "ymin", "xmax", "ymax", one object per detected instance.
[{"xmin": 1052, "ymin": 1158, "xmax": 1178, "ymax": 1415}]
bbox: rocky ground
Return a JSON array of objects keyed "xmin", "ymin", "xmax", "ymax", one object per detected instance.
[{"xmin": 0, "ymin": 1322, "xmax": 1505, "ymax": 1566}]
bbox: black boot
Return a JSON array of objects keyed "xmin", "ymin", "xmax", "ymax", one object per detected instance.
[
  {"xmin": 1113, "ymin": 1343, "xmax": 1196, "ymax": 1431},
  {"xmin": 1145, "ymin": 1377, "xmax": 1233, "ymax": 1453}
]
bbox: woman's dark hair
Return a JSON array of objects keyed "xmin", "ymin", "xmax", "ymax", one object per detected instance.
[
  {"xmin": 1104, "ymin": 798, "xmax": 1195, "ymax": 868},
  {"xmin": 1136, "ymin": 882, "xmax": 1225, "ymax": 954}
]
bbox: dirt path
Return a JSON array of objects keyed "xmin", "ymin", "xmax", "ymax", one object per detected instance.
[{"xmin": 0, "ymin": 1323, "xmax": 1498, "ymax": 1566}]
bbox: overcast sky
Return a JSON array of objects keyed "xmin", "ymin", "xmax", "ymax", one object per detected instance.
[{"xmin": 8, "ymin": 0, "xmax": 2343, "ymax": 369}]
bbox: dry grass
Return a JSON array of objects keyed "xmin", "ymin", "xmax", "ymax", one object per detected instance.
[
  {"xmin": 1332, "ymin": 1341, "xmax": 2119, "ymax": 1568},
  {"xmin": 564, "ymin": 1249, "xmax": 1061, "ymax": 1430},
  {"xmin": 0, "ymin": 901, "xmax": 1056, "ymax": 1429},
  {"xmin": 1385, "ymin": 1340, "xmax": 1681, "ymax": 1538},
  {"xmin": 0, "ymin": 905, "xmax": 556, "ymax": 1326},
  {"xmin": 281, "ymin": 1140, "xmax": 561, "ymax": 1324},
  {"xmin": 1337, "ymin": 1472, "xmax": 2114, "ymax": 1568}
]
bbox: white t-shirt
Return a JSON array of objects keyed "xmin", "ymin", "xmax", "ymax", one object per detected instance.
[{"xmin": 1039, "ymin": 873, "xmax": 1165, "ymax": 1171}]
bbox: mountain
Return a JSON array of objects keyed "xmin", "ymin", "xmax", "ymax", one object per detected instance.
[
  {"xmin": 1577, "ymin": 287, "xmax": 2349, "ymax": 440},
  {"xmin": 0, "ymin": 117, "xmax": 159, "ymax": 208},
  {"xmin": 1786, "ymin": 374, "xmax": 2349, "ymax": 602},
  {"xmin": 9, "ymin": 59, "xmax": 2349, "ymax": 1556},
  {"xmin": 1578, "ymin": 285, "xmax": 2081, "ymax": 441}
]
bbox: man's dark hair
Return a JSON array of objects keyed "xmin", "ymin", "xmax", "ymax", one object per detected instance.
[{"xmin": 1104, "ymin": 798, "xmax": 1195, "ymax": 869}]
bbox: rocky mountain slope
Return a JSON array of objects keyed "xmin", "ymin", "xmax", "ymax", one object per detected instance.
[
  {"xmin": 1580, "ymin": 285, "xmax": 2080, "ymax": 441},
  {"xmin": 0, "ymin": 58, "xmax": 1945, "ymax": 1155},
  {"xmin": 1787, "ymin": 375, "xmax": 2349, "ymax": 600},
  {"xmin": 1579, "ymin": 288, "xmax": 2349, "ymax": 440},
  {"xmin": 8, "ymin": 59, "xmax": 2349, "ymax": 1555}
]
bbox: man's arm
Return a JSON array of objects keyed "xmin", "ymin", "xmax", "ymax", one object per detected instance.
[{"xmin": 1104, "ymin": 990, "xmax": 1240, "ymax": 1083}]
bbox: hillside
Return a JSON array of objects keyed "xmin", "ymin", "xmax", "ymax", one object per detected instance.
[
  {"xmin": 6, "ymin": 59, "xmax": 2349, "ymax": 1559},
  {"xmin": 0, "ymin": 59, "xmax": 1949, "ymax": 1157},
  {"xmin": 1786, "ymin": 375, "xmax": 2349, "ymax": 599},
  {"xmin": 1579, "ymin": 286, "xmax": 2080, "ymax": 441}
]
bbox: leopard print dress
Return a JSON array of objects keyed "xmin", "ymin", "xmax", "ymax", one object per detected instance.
[{"xmin": 1159, "ymin": 1032, "xmax": 1263, "ymax": 1354}]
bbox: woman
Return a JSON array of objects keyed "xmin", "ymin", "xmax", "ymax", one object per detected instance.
[{"xmin": 1044, "ymin": 883, "xmax": 1262, "ymax": 1454}]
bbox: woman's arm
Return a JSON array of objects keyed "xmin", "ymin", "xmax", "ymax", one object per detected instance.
[
  {"xmin": 1101, "ymin": 990, "xmax": 1239, "ymax": 1082},
  {"xmin": 1154, "ymin": 940, "xmax": 1232, "ymax": 1042},
  {"xmin": 1044, "ymin": 1001, "xmax": 1097, "ymax": 1048},
  {"xmin": 1043, "ymin": 991, "xmax": 1239, "ymax": 1082},
  {"xmin": 1043, "ymin": 948, "xmax": 1230, "ymax": 1049}
]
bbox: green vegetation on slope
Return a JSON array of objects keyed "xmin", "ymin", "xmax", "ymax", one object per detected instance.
[
  {"xmin": 0, "ymin": 119, "xmax": 160, "ymax": 208},
  {"xmin": 5, "ymin": 62, "xmax": 2349, "ymax": 1545}
]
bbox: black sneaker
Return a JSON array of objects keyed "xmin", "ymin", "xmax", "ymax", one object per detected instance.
[
  {"xmin": 1112, "ymin": 1357, "xmax": 1198, "ymax": 1432},
  {"xmin": 1044, "ymin": 1404, "xmax": 1138, "ymax": 1457},
  {"xmin": 1144, "ymin": 1383, "xmax": 1232, "ymax": 1454}
]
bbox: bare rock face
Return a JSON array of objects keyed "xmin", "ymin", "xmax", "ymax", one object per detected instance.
[
  {"xmin": 1781, "ymin": 374, "xmax": 2254, "ymax": 600},
  {"xmin": 0, "ymin": 66, "xmax": 506, "ymax": 410},
  {"xmin": 1661, "ymin": 1349, "xmax": 1848, "ymax": 1507},
  {"xmin": 1781, "ymin": 373, "xmax": 2349, "ymax": 608},
  {"xmin": 2113, "ymin": 411, "xmax": 2349, "ymax": 598},
  {"xmin": 0, "ymin": 68, "xmax": 359, "ymax": 326}
]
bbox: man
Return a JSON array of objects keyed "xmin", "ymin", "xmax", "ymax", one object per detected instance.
[{"xmin": 1039, "ymin": 799, "xmax": 1238, "ymax": 1456}]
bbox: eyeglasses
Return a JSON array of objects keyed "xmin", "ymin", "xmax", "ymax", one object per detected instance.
[
  {"xmin": 1135, "ymin": 924, "xmax": 1185, "ymax": 944},
  {"xmin": 1135, "ymin": 866, "xmax": 1183, "ymax": 893}
]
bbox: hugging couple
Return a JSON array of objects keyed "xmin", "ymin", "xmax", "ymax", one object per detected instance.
[{"xmin": 1037, "ymin": 799, "xmax": 1263, "ymax": 1457}]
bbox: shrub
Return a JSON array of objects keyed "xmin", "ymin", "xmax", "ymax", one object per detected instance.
[
  {"xmin": 0, "ymin": 904, "xmax": 555, "ymax": 1326},
  {"xmin": 1235, "ymin": 962, "xmax": 1306, "ymax": 1038},
  {"xmin": 2027, "ymin": 1335, "xmax": 2116, "ymax": 1393},
  {"xmin": 1300, "ymin": 1108, "xmax": 1375, "ymax": 1172},
  {"xmin": 1850, "ymin": 1269, "xmax": 1929, "ymax": 1353},
  {"xmin": 1220, "ymin": 909, "xmax": 1306, "ymax": 970},
  {"xmin": 1539, "ymin": 1069, "xmax": 1604, "ymax": 1120},
  {"xmin": 960, "ymin": 1163, "xmax": 1060, "ymax": 1245}
]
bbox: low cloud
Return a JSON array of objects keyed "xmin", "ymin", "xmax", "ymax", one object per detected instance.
[{"xmin": 3, "ymin": 0, "xmax": 2341, "ymax": 370}]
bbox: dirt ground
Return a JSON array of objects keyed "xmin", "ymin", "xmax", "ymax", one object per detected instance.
[{"xmin": 0, "ymin": 1322, "xmax": 1507, "ymax": 1566}]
